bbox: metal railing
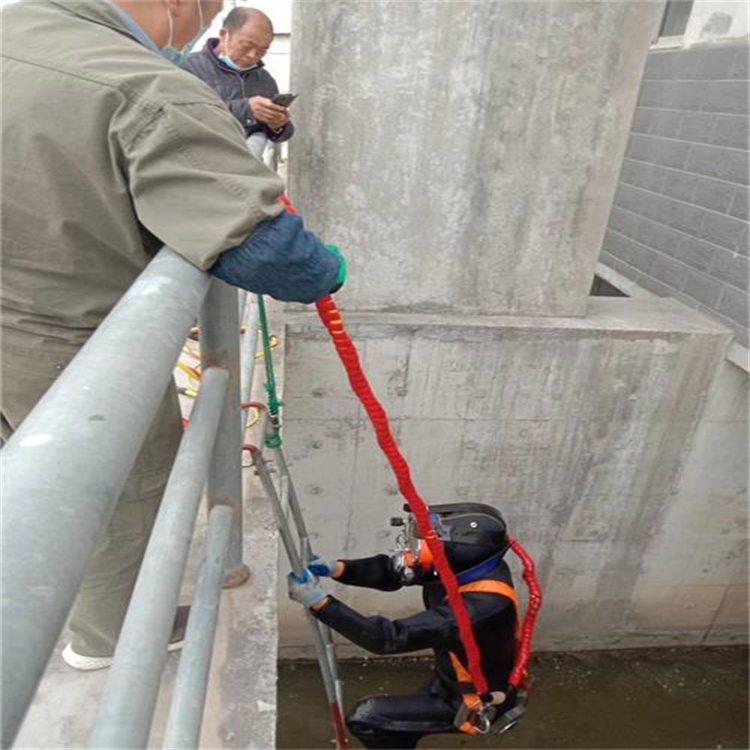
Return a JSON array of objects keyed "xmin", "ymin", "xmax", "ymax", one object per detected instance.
[{"xmin": 1, "ymin": 248, "xmax": 259, "ymax": 748}]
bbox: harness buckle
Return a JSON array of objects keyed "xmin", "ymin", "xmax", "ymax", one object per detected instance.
[
  {"xmin": 452, "ymin": 699, "xmax": 483, "ymax": 733},
  {"xmin": 452, "ymin": 692, "xmax": 505, "ymax": 735},
  {"xmin": 453, "ymin": 689, "xmax": 528, "ymax": 736},
  {"xmin": 487, "ymin": 689, "xmax": 528, "ymax": 735}
]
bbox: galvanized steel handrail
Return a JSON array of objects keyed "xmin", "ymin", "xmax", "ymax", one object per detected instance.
[
  {"xmin": 1, "ymin": 248, "xmax": 256, "ymax": 748},
  {"xmin": 87, "ymin": 366, "xmax": 229, "ymax": 749},
  {"xmin": 163, "ymin": 504, "xmax": 234, "ymax": 749}
]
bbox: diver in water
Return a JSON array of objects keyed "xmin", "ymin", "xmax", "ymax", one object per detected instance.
[{"xmin": 287, "ymin": 503, "xmax": 523, "ymax": 749}]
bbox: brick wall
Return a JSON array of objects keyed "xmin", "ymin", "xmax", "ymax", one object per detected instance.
[{"xmin": 600, "ymin": 42, "xmax": 749, "ymax": 346}]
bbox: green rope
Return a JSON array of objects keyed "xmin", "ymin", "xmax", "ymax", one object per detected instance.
[{"xmin": 257, "ymin": 294, "xmax": 283, "ymax": 448}]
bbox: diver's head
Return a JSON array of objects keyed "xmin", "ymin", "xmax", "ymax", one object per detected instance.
[{"xmin": 390, "ymin": 503, "xmax": 509, "ymax": 584}]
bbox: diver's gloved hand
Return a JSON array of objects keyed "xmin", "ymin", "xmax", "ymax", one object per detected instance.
[
  {"xmin": 308, "ymin": 555, "xmax": 338, "ymax": 578},
  {"xmin": 287, "ymin": 569, "xmax": 328, "ymax": 609},
  {"xmin": 324, "ymin": 245, "xmax": 346, "ymax": 294}
]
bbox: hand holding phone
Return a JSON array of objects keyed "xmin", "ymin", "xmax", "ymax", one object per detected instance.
[
  {"xmin": 249, "ymin": 95, "xmax": 291, "ymax": 130},
  {"xmin": 272, "ymin": 93, "xmax": 298, "ymax": 108}
]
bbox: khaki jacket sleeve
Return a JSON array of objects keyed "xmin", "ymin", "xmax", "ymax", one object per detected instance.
[{"xmin": 124, "ymin": 100, "xmax": 284, "ymax": 270}]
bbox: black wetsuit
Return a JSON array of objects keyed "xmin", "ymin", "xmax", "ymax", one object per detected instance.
[{"xmin": 313, "ymin": 554, "xmax": 517, "ymax": 749}]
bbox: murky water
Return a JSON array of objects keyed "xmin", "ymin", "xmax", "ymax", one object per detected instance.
[{"xmin": 278, "ymin": 647, "xmax": 748, "ymax": 749}]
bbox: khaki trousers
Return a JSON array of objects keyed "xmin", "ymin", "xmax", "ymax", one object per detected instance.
[{"xmin": 2, "ymin": 339, "xmax": 182, "ymax": 656}]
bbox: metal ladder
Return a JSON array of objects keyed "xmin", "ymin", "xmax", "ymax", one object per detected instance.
[{"xmin": 243, "ymin": 296, "xmax": 348, "ymax": 750}]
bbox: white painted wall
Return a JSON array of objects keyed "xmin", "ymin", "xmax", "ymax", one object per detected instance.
[{"xmin": 683, "ymin": 0, "xmax": 750, "ymax": 46}]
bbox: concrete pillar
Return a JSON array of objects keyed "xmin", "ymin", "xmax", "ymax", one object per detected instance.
[{"xmin": 290, "ymin": 1, "xmax": 663, "ymax": 316}]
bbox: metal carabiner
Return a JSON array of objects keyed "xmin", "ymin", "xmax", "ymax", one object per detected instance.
[{"xmin": 474, "ymin": 710, "xmax": 492, "ymax": 735}]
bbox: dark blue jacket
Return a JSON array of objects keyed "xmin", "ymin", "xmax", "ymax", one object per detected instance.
[{"xmin": 184, "ymin": 39, "xmax": 294, "ymax": 142}]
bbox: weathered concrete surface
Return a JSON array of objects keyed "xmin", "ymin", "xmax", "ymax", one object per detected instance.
[
  {"xmin": 633, "ymin": 358, "xmax": 748, "ymax": 648},
  {"xmin": 276, "ymin": 298, "xmax": 739, "ymax": 656},
  {"xmin": 289, "ymin": 1, "xmax": 663, "ymax": 317},
  {"xmin": 14, "ymin": 474, "xmax": 278, "ymax": 750}
]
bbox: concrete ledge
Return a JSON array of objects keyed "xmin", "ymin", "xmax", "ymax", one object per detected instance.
[
  {"xmin": 284, "ymin": 296, "xmax": 730, "ymax": 336},
  {"xmin": 596, "ymin": 261, "xmax": 749, "ymax": 373}
]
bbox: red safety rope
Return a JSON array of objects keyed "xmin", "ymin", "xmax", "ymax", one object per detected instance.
[
  {"xmin": 507, "ymin": 538, "xmax": 542, "ymax": 687},
  {"xmin": 315, "ymin": 294, "xmax": 492, "ymax": 696}
]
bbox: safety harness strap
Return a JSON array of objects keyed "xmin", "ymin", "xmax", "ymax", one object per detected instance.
[
  {"xmin": 448, "ymin": 581, "xmax": 520, "ymax": 735},
  {"xmin": 457, "ymin": 580, "xmax": 522, "ymax": 641}
]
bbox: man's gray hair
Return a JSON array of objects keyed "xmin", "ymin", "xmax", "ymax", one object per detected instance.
[{"xmin": 222, "ymin": 7, "xmax": 273, "ymax": 35}]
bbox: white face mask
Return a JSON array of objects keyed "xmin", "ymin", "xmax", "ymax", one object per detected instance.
[
  {"xmin": 218, "ymin": 52, "xmax": 256, "ymax": 73},
  {"xmin": 161, "ymin": 0, "xmax": 207, "ymax": 67}
]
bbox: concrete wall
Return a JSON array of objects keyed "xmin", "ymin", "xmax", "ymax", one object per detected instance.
[
  {"xmin": 277, "ymin": 301, "xmax": 737, "ymax": 654},
  {"xmin": 289, "ymin": 0, "xmax": 663, "ymax": 317},
  {"xmin": 278, "ymin": 0, "xmax": 747, "ymax": 656},
  {"xmin": 601, "ymin": 39, "xmax": 749, "ymax": 346},
  {"xmin": 633, "ymin": 356, "xmax": 748, "ymax": 646}
]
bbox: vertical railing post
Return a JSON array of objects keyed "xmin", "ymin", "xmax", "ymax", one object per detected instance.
[
  {"xmin": 246, "ymin": 133, "xmax": 267, "ymax": 161},
  {"xmin": 200, "ymin": 280, "xmax": 250, "ymax": 588},
  {"xmin": 162, "ymin": 505, "xmax": 234, "ymax": 750},
  {"xmin": 265, "ymin": 142, "xmax": 280, "ymax": 172}
]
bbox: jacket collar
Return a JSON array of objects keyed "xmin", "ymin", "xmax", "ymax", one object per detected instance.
[
  {"xmin": 205, "ymin": 38, "xmax": 265, "ymax": 73},
  {"xmin": 455, "ymin": 552, "xmax": 504, "ymax": 585},
  {"xmin": 49, "ymin": 0, "xmax": 157, "ymax": 51}
]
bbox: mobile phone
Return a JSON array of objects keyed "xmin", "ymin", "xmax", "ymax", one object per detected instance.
[{"xmin": 272, "ymin": 93, "xmax": 298, "ymax": 108}]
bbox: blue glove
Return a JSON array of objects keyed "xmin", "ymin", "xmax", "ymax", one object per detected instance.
[
  {"xmin": 287, "ymin": 569, "xmax": 328, "ymax": 609},
  {"xmin": 308, "ymin": 555, "xmax": 338, "ymax": 578}
]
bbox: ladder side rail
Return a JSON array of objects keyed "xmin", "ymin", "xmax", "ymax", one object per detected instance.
[
  {"xmin": 251, "ymin": 451, "xmax": 346, "ymax": 746},
  {"xmin": 270, "ymin": 446, "xmax": 345, "ymax": 705},
  {"xmin": 271, "ymin": 447, "xmax": 313, "ymax": 563}
]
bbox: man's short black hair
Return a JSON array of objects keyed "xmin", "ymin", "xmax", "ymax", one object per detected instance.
[{"xmin": 222, "ymin": 7, "xmax": 273, "ymax": 35}]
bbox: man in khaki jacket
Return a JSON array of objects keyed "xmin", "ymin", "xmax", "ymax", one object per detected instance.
[{"xmin": 1, "ymin": 0, "xmax": 343, "ymax": 670}]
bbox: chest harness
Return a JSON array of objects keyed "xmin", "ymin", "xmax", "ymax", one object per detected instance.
[{"xmin": 449, "ymin": 579, "xmax": 527, "ymax": 735}]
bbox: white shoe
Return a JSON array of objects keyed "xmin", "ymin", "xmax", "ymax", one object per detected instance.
[
  {"xmin": 61, "ymin": 605, "xmax": 190, "ymax": 671},
  {"xmin": 61, "ymin": 644, "xmax": 115, "ymax": 671}
]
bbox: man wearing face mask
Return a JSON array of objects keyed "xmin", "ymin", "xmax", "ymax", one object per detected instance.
[
  {"xmin": 288, "ymin": 504, "xmax": 522, "ymax": 749},
  {"xmin": 1, "ymin": 0, "xmax": 344, "ymax": 671},
  {"xmin": 184, "ymin": 7, "xmax": 293, "ymax": 142}
]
